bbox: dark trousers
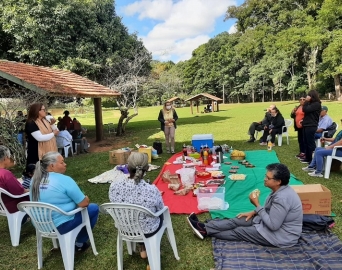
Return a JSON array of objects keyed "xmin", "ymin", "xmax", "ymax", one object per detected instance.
[
  {"xmin": 261, "ymin": 127, "xmax": 282, "ymax": 143},
  {"xmin": 248, "ymin": 122, "xmax": 263, "ymax": 137},
  {"xmin": 303, "ymin": 126, "xmax": 317, "ymax": 162},
  {"xmin": 297, "ymin": 128, "xmax": 305, "ymax": 153}
]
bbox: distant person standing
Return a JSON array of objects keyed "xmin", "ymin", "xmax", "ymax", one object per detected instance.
[
  {"xmin": 291, "ymin": 97, "xmax": 305, "ymax": 159},
  {"xmin": 62, "ymin": 110, "xmax": 73, "ymax": 130},
  {"xmin": 158, "ymin": 101, "xmax": 178, "ymax": 154},
  {"xmin": 300, "ymin": 90, "xmax": 321, "ymax": 164},
  {"xmin": 25, "ymin": 103, "xmax": 59, "ymax": 165}
]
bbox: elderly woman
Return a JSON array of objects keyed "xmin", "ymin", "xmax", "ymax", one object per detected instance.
[
  {"xmin": 30, "ymin": 151, "xmax": 99, "ymax": 251},
  {"xmin": 303, "ymin": 125, "xmax": 342, "ymax": 177},
  {"xmin": 158, "ymin": 101, "xmax": 178, "ymax": 154},
  {"xmin": 0, "ymin": 146, "xmax": 29, "ymax": 213},
  {"xmin": 260, "ymin": 107, "xmax": 285, "ymax": 147},
  {"xmin": 109, "ymin": 152, "xmax": 164, "ymax": 258},
  {"xmin": 25, "ymin": 103, "xmax": 59, "ymax": 165},
  {"xmin": 187, "ymin": 163, "xmax": 303, "ymax": 248}
]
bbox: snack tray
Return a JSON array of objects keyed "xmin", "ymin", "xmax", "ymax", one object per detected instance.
[{"xmin": 228, "ymin": 174, "xmax": 247, "ymax": 180}]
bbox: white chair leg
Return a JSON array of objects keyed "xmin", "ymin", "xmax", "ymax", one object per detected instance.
[
  {"xmin": 324, "ymin": 156, "xmax": 333, "ymax": 179},
  {"xmin": 145, "ymin": 238, "xmax": 161, "ymax": 270},
  {"xmin": 286, "ymin": 134, "xmax": 289, "ymax": 145},
  {"xmin": 126, "ymin": 240, "xmax": 133, "ymax": 255},
  {"xmin": 52, "ymin": 238, "xmax": 59, "ymax": 249},
  {"xmin": 64, "ymin": 146, "xmax": 69, "ymax": 158},
  {"xmin": 7, "ymin": 213, "xmax": 23, "ymax": 246},
  {"xmin": 166, "ymin": 227, "xmax": 180, "ymax": 260},
  {"xmin": 37, "ymin": 233, "xmax": 43, "ymax": 269},
  {"xmin": 278, "ymin": 135, "xmax": 282, "ymax": 146},
  {"xmin": 58, "ymin": 236, "xmax": 75, "ymax": 270},
  {"xmin": 316, "ymin": 139, "xmax": 321, "ymax": 147},
  {"xmin": 117, "ymin": 235, "xmax": 124, "ymax": 270}
]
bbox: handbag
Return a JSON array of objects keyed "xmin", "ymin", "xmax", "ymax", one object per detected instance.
[{"xmin": 153, "ymin": 141, "xmax": 163, "ymax": 154}]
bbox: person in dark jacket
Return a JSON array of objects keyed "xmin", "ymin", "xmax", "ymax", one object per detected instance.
[
  {"xmin": 247, "ymin": 104, "xmax": 275, "ymax": 142},
  {"xmin": 300, "ymin": 90, "xmax": 321, "ymax": 163},
  {"xmin": 291, "ymin": 97, "xmax": 306, "ymax": 158},
  {"xmin": 158, "ymin": 101, "xmax": 179, "ymax": 154},
  {"xmin": 260, "ymin": 107, "xmax": 285, "ymax": 146}
]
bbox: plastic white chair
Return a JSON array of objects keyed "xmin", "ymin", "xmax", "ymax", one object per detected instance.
[
  {"xmin": 277, "ymin": 119, "xmax": 293, "ymax": 146},
  {"xmin": 316, "ymin": 123, "xmax": 339, "ymax": 147},
  {"xmin": 0, "ymin": 188, "xmax": 29, "ymax": 246},
  {"xmin": 17, "ymin": 202, "xmax": 98, "ymax": 270},
  {"xmin": 56, "ymin": 136, "xmax": 73, "ymax": 158},
  {"xmin": 100, "ymin": 203, "xmax": 180, "ymax": 270},
  {"xmin": 255, "ymin": 129, "xmax": 264, "ymax": 141},
  {"xmin": 324, "ymin": 146, "xmax": 342, "ymax": 179}
]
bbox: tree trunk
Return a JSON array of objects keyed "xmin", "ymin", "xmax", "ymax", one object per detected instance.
[
  {"xmin": 334, "ymin": 74, "xmax": 342, "ymax": 101},
  {"xmin": 262, "ymin": 78, "xmax": 265, "ymax": 102},
  {"xmin": 116, "ymin": 109, "xmax": 129, "ymax": 136},
  {"xmin": 123, "ymin": 112, "xmax": 138, "ymax": 133}
]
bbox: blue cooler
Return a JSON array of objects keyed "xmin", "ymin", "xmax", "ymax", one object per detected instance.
[{"xmin": 192, "ymin": 134, "xmax": 214, "ymax": 152}]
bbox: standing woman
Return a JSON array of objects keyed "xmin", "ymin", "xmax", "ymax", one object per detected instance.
[
  {"xmin": 291, "ymin": 97, "xmax": 306, "ymax": 159},
  {"xmin": 25, "ymin": 103, "xmax": 59, "ymax": 165},
  {"xmin": 301, "ymin": 90, "xmax": 321, "ymax": 163},
  {"xmin": 158, "ymin": 101, "xmax": 178, "ymax": 154}
]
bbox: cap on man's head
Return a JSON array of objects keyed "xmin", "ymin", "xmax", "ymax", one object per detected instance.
[{"xmin": 321, "ymin": 105, "xmax": 328, "ymax": 111}]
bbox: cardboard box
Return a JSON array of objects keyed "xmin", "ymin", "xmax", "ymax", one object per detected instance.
[
  {"xmin": 290, "ymin": 184, "xmax": 331, "ymax": 215},
  {"xmin": 109, "ymin": 149, "xmax": 131, "ymax": 165},
  {"xmin": 138, "ymin": 147, "xmax": 152, "ymax": 163}
]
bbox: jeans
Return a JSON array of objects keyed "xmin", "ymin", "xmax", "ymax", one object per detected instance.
[
  {"xmin": 57, "ymin": 203, "xmax": 99, "ymax": 244},
  {"xmin": 309, "ymin": 147, "xmax": 342, "ymax": 174}
]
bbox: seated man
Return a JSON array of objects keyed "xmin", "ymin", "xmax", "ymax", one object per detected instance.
[
  {"xmin": 71, "ymin": 129, "xmax": 89, "ymax": 154},
  {"xmin": 187, "ymin": 163, "xmax": 303, "ymax": 248},
  {"xmin": 0, "ymin": 146, "xmax": 30, "ymax": 214},
  {"xmin": 247, "ymin": 104, "xmax": 275, "ymax": 142},
  {"xmin": 55, "ymin": 123, "xmax": 73, "ymax": 156},
  {"xmin": 303, "ymin": 121, "xmax": 342, "ymax": 177},
  {"xmin": 314, "ymin": 106, "xmax": 332, "ymax": 139}
]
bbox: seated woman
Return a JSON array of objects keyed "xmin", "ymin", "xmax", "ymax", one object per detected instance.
[
  {"xmin": 260, "ymin": 107, "xmax": 285, "ymax": 146},
  {"xmin": 71, "ymin": 129, "xmax": 89, "ymax": 154},
  {"xmin": 30, "ymin": 151, "xmax": 99, "ymax": 251},
  {"xmin": 302, "ymin": 126, "xmax": 342, "ymax": 177},
  {"xmin": 0, "ymin": 146, "xmax": 30, "ymax": 213},
  {"xmin": 187, "ymin": 163, "xmax": 303, "ymax": 248},
  {"xmin": 108, "ymin": 152, "xmax": 164, "ymax": 258},
  {"xmin": 55, "ymin": 123, "xmax": 73, "ymax": 156}
]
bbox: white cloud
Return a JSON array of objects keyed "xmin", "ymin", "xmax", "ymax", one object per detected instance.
[
  {"xmin": 228, "ymin": 23, "xmax": 237, "ymax": 34},
  {"xmin": 121, "ymin": 0, "xmax": 237, "ymax": 62}
]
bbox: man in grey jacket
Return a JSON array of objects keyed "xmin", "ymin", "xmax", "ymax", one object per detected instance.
[
  {"xmin": 247, "ymin": 104, "xmax": 275, "ymax": 143},
  {"xmin": 187, "ymin": 163, "xmax": 303, "ymax": 248}
]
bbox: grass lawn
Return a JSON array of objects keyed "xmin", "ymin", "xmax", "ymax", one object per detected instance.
[{"xmin": 1, "ymin": 101, "xmax": 342, "ymax": 270}]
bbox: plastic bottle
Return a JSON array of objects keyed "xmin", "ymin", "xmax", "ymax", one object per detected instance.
[
  {"xmin": 203, "ymin": 149, "xmax": 209, "ymax": 165},
  {"xmin": 267, "ymin": 141, "xmax": 272, "ymax": 151},
  {"xmin": 182, "ymin": 144, "xmax": 188, "ymax": 156}
]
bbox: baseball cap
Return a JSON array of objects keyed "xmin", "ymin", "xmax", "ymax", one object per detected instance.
[{"xmin": 321, "ymin": 105, "xmax": 328, "ymax": 111}]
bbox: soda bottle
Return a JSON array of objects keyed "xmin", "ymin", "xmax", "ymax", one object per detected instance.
[{"xmin": 203, "ymin": 149, "xmax": 209, "ymax": 165}]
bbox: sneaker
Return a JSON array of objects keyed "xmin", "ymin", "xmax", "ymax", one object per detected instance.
[
  {"xmin": 186, "ymin": 217, "xmax": 206, "ymax": 240},
  {"xmin": 308, "ymin": 172, "xmax": 323, "ymax": 177},
  {"xmin": 189, "ymin": 212, "xmax": 199, "ymax": 222},
  {"xmin": 299, "ymin": 159, "xmax": 310, "ymax": 164},
  {"xmin": 259, "ymin": 142, "xmax": 267, "ymax": 146},
  {"xmin": 302, "ymin": 166, "xmax": 315, "ymax": 172},
  {"xmin": 75, "ymin": 242, "xmax": 90, "ymax": 252}
]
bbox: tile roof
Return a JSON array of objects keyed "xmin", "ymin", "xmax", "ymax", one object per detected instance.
[
  {"xmin": 185, "ymin": 93, "xmax": 223, "ymax": 102},
  {"xmin": 0, "ymin": 60, "xmax": 120, "ymax": 98}
]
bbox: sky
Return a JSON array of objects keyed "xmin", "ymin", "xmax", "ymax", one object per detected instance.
[{"xmin": 115, "ymin": 0, "xmax": 245, "ymax": 63}]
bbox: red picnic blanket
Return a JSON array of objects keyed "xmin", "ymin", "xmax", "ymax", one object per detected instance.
[{"xmin": 153, "ymin": 152, "xmax": 211, "ymax": 214}]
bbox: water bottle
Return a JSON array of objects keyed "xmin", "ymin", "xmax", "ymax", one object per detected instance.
[{"xmin": 267, "ymin": 135, "xmax": 272, "ymax": 151}]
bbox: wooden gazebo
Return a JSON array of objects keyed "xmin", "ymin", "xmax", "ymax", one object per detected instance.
[
  {"xmin": 185, "ymin": 93, "xmax": 223, "ymax": 114},
  {"xmin": 167, "ymin": 96, "xmax": 185, "ymax": 107},
  {"xmin": 0, "ymin": 60, "xmax": 120, "ymax": 141}
]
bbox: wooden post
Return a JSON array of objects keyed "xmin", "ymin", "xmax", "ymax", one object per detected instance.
[
  {"xmin": 190, "ymin": 101, "xmax": 193, "ymax": 114},
  {"xmin": 94, "ymin": 98, "xmax": 103, "ymax": 142}
]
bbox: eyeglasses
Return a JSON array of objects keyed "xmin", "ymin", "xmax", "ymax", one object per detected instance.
[
  {"xmin": 264, "ymin": 175, "xmax": 275, "ymax": 181},
  {"xmin": 40, "ymin": 108, "xmax": 46, "ymax": 111},
  {"xmin": 299, "ymin": 98, "xmax": 305, "ymax": 101}
]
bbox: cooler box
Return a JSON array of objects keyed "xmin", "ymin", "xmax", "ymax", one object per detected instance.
[
  {"xmin": 138, "ymin": 147, "xmax": 152, "ymax": 163},
  {"xmin": 192, "ymin": 134, "xmax": 214, "ymax": 152}
]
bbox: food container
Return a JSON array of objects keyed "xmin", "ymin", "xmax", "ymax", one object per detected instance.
[
  {"xmin": 228, "ymin": 174, "xmax": 247, "ymax": 181},
  {"xmin": 197, "ymin": 187, "xmax": 226, "ymax": 210}
]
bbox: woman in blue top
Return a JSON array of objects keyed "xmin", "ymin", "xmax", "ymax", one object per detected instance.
[
  {"xmin": 30, "ymin": 151, "xmax": 99, "ymax": 251},
  {"xmin": 303, "ymin": 124, "xmax": 342, "ymax": 177}
]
